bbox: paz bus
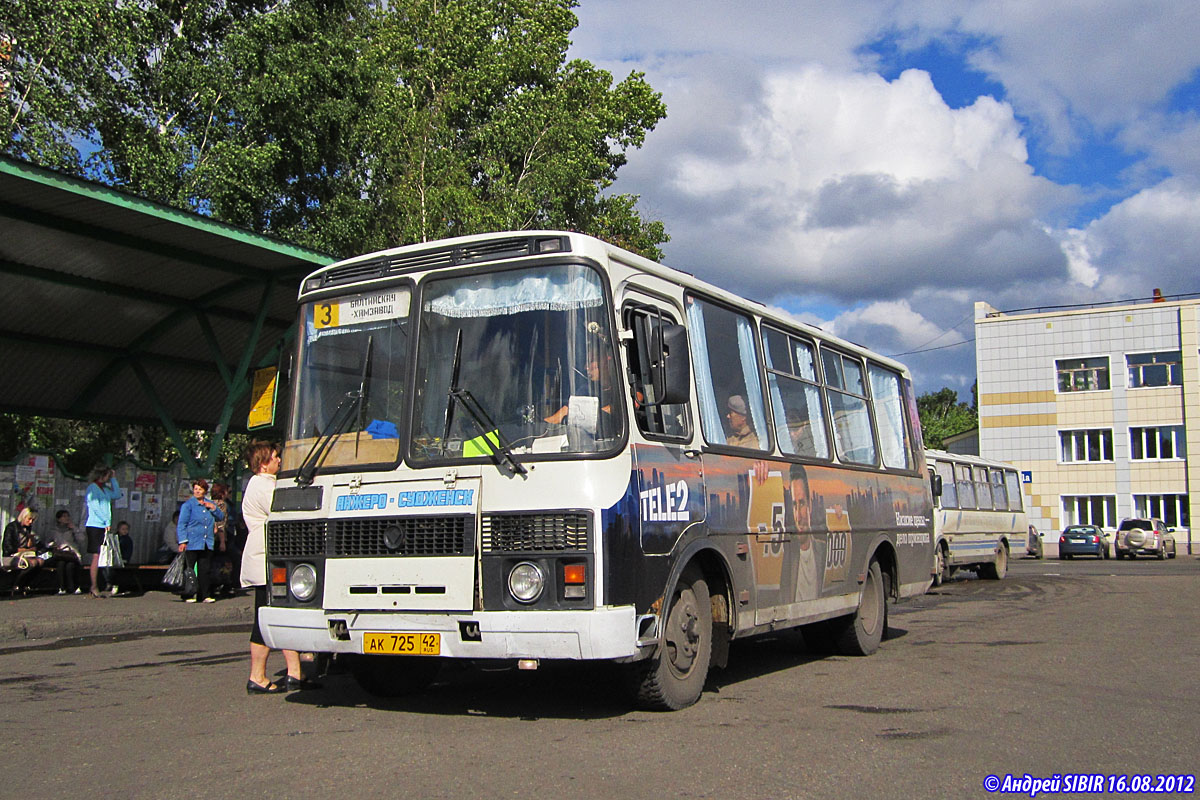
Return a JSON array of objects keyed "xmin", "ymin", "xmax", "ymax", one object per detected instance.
[
  {"xmin": 258, "ymin": 231, "xmax": 935, "ymax": 709},
  {"xmin": 926, "ymin": 449, "xmax": 1032, "ymax": 584}
]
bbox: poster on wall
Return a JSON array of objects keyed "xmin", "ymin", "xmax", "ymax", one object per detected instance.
[
  {"xmin": 144, "ymin": 493, "xmax": 161, "ymax": 523},
  {"xmin": 129, "ymin": 490, "xmax": 142, "ymax": 513}
]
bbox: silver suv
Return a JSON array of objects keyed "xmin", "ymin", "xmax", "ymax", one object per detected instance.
[{"xmin": 1114, "ymin": 518, "xmax": 1177, "ymax": 560}]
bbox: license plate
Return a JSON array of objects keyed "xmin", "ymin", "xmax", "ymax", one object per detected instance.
[{"xmin": 362, "ymin": 632, "xmax": 441, "ymax": 656}]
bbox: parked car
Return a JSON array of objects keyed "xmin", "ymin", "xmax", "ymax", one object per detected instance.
[
  {"xmin": 1114, "ymin": 518, "xmax": 1177, "ymax": 560},
  {"xmin": 1058, "ymin": 524, "xmax": 1109, "ymax": 559},
  {"xmin": 1026, "ymin": 525, "xmax": 1043, "ymax": 559}
]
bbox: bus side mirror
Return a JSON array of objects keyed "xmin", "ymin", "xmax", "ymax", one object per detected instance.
[
  {"xmin": 650, "ymin": 323, "xmax": 691, "ymax": 405},
  {"xmin": 930, "ymin": 471, "xmax": 943, "ymax": 497}
]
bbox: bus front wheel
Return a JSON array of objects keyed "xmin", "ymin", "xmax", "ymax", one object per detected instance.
[
  {"xmin": 829, "ymin": 560, "xmax": 887, "ymax": 657},
  {"xmin": 633, "ymin": 566, "xmax": 712, "ymax": 711},
  {"xmin": 347, "ymin": 654, "xmax": 441, "ymax": 698}
]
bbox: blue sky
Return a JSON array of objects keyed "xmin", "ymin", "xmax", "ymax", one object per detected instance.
[{"xmin": 568, "ymin": 1, "xmax": 1200, "ymax": 398}]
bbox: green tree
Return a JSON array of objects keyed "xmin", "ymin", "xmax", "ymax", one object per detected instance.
[
  {"xmin": 2, "ymin": 1, "xmax": 667, "ymax": 462},
  {"xmin": 0, "ymin": 413, "xmax": 251, "ymax": 478},
  {"xmin": 3, "ymin": 0, "xmax": 667, "ymax": 259},
  {"xmin": 917, "ymin": 386, "xmax": 978, "ymax": 450}
]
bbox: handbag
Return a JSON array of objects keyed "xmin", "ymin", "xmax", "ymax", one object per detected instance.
[{"xmin": 16, "ymin": 549, "xmax": 41, "ymax": 570}]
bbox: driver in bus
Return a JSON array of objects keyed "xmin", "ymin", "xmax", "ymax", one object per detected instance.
[{"xmin": 544, "ymin": 352, "xmax": 617, "ymax": 438}]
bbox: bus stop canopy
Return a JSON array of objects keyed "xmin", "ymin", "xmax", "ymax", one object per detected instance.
[{"xmin": 0, "ymin": 155, "xmax": 331, "ymax": 473}]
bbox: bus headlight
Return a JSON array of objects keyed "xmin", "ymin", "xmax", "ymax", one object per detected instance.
[
  {"xmin": 289, "ymin": 564, "xmax": 318, "ymax": 601},
  {"xmin": 507, "ymin": 562, "xmax": 545, "ymax": 603}
]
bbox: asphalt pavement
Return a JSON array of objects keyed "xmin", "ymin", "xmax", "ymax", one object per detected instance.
[{"xmin": 0, "ymin": 586, "xmax": 252, "ymax": 644}]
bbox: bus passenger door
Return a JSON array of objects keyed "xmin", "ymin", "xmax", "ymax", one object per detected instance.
[{"xmin": 622, "ymin": 297, "xmax": 704, "ymax": 555}]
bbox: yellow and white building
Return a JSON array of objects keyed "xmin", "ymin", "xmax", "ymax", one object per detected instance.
[{"xmin": 974, "ymin": 297, "xmax": 1197, "ymax": 553}]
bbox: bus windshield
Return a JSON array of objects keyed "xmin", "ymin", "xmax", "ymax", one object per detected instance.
[
  {"xmin": 283, "ymin": 287, "xmax": 411, "ymax": 473},
  {"xmin": 411, "ymin": 263, "xmax": 622, "ymax": 462}
]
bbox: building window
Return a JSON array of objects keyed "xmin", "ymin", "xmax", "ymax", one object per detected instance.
[
  {"xmin": 1129, "ymin": 426, "xmax": 1186, "ymax": 460},
  {"xmin": 1062, "ymin": 495, "xmax": 1117, "ymax": 528},
  {"xmin": 1058, "ymin": 429, "xmax": 1114, "ymax": 463},
  {"xmin": 1133, "ymin": 494, "xmax": 1190, "ymax": 528},
  {"xmin": 1056, "ymin": 356, "xmax": 1110, "ymax": 392},
  {"xmin": 1127, "ymin": 351, "xmax": 1182, "ymax": 388}
]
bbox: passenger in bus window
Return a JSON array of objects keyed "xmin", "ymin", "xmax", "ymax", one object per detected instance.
[
  {"xmin": 789, "ymin": 464, "xmax": 821, "ymax": 602},
  {"xmin": 724, "ymin": 394, "xmax": 757, "ymax": 447}
]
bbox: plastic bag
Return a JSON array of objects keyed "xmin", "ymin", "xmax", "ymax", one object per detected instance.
[
  {"xmin": 98, "ymin": 532, "xmax": 126, "ymax": 568},
  {"xmin": 163, "ymin": 552, "xmax": 186, "ymax": 588}
]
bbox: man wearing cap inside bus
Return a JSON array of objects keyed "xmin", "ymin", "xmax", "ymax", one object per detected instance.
[{"xmin": 724, "ymin": 394, "xmax": 758, "ymax": 448}]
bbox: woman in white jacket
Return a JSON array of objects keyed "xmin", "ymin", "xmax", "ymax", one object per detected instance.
[{"xmin": 242, "ymin": 441, "xmax": 318, "ymax": 694}]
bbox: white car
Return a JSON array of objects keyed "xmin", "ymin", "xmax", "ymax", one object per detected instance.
[{"xmin": 1114, "ymin": 518, "xmax": 1177, "ymax": 560}]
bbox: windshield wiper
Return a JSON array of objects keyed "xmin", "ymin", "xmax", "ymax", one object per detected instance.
[
  {"xmin": 296, "ymin": 335, "xmax": 374, "ymax": 486},
  {"xmin": 442, "ymin": 329, "xmax": 527, "ymax": 477}
]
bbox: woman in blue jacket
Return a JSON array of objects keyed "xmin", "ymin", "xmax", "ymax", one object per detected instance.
[
  {"xmin": 176, "ymin": 478, "xmax": 225, "ymax": 604},
  {"xmin": 84, "ymin": 464, "xmax": 121, "ymax": 598}
]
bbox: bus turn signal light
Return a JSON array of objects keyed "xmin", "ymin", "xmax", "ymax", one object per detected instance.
[
  {"xmin": 563, "ymin": 564, "xmax": 586, "ymax": 584},
  {"xmin": 271, "ymin": 566, "xmax": 288, "ymax": 584}
]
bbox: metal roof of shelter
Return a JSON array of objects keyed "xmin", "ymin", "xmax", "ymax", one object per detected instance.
[{"xmin": 0, "ymin": 155, "xmax": 331, "ymax": 473}]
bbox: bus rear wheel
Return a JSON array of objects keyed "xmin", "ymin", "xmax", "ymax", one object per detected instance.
[
  {"xmin": 346, "ymin": 654, "xmax": 441, "ymax": 698},
  {"xmin": 632, "ymin": 566, "xmax": 712, "ymax": 710},
  {"xmin": 979, "ymin": 543, "xmax": 1008, "ymax": 580},
  {"xmin": 828, "ymin": 560, "xmax": 887, "ymax": 657}
]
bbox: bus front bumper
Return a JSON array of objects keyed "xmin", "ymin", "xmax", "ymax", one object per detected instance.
[{"xmin": 259, "ymin": 605, "xmax": 640, "ymax": 661}]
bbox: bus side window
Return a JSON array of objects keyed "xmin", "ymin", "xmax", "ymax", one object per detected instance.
[
  {"xmin": 625, "ymin": 306, "xmax": 690, "ymax": 440},
  {"xmin": 956, "ymin": 463, "xmax": 976, "ymax": 508},
  {"xmin": 989, "ymin": 469, "xmax": 1008, "ymax": 510},
  {"xmin": 973, "ymin": 466, "xmax": 993, "ymax": 510},
  {"xmin": 821, "ymin": 349, "xmax": 878, "ymax": 466},
  {"xmin": 763, "ymin": 327, "xmax": 830, "ymax": 459},
  {"xmin": 685, "ymin": 296, "xmax": 770, "ymax": 451},
  {"xmin": 1004, "ymin": 470, "xmax": 1022, "ymax": 512},
  {"xmin": 935, "ymin": 461, "xmax": 957, "ymax": 508}
]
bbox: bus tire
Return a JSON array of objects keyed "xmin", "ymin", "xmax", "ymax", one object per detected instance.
[
  {"xmin": 346, "ymin": 654, "xmax": 441, "ymax": 698},
  {"xmin": 932, "ymin": 545, "xmax": 949, "ymax": 587},
  {"xmin": 979, "ymin": 543, "xmax": 1008, "ymax": 580},
  {"xmin": 632, "ymin": 566, "xmax": 712, "ymax": 711},
  {"xmin": 829, "ymin": 560, "xmax": 886, "ymax": 657}
]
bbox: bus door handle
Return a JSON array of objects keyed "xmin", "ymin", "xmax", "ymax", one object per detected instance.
[{"xmin": 683, "ymin": 449, "xmax": 701, "ymax": 460}]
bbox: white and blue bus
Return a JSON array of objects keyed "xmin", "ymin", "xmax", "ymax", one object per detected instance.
[
  {"xmin": 926, "ymin": 449, "xmax": 1031, "ymax": 584},
  {"xmin": 260, "ymin": 231, "xmax": 935, "ymax": 709}
]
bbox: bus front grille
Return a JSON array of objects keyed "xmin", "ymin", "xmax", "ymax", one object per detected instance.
[
  {"xmin": 267, "ymin": 520, "xmax": 328, "ymax": 558},
  {"xmin": 482, "ymin": 512, "xmax": 590, "ymax": 552},
  {"xmin": 332, "ymin": 515, "xmax": 472, "ymax": 557}
]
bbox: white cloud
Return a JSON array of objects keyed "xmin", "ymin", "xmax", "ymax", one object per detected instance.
[
  {"xmin": 891, "ymin": 1, "xmax": 1200, "ymax": 151},
  {"xmin": 640, "ymin": 65, "xmax": 1068, "ymax": 302},
  {"xmin": 1064, "ymin": 179, "xmax": 1200, "ymax": 297}
]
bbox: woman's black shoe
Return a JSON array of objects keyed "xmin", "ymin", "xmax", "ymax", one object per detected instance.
[
  {"xmin": 285, "ymin": 676, "xmax": 323, "ymax": 691},
  {"xmin": 246, "ymin": 679, "xmax": 286, "ymax": 694}
]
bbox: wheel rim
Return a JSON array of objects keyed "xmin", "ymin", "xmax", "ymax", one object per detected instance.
[
  {"xmin": 665, "ymin": 585, "xmax": 701, "ymax": 677},
  {"xmin": 859, "ymin": 567, "xmax": 881, "ymax": 635},
  {"xmin": 933, "ymin": 549, "xmax": 944, "ymax": 583}
]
